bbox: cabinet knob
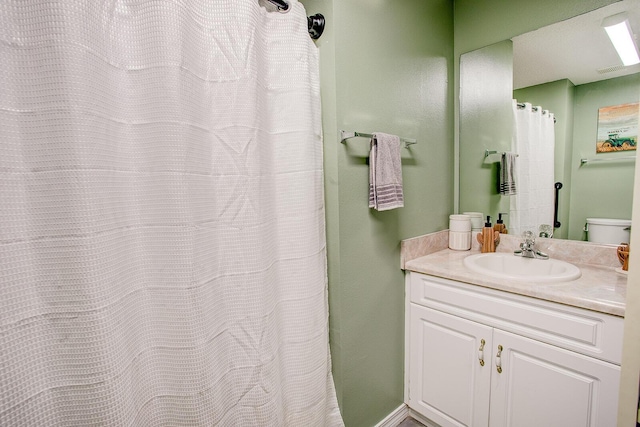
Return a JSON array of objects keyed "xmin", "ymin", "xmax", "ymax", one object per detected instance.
[
  {"xmin": 496, "ymin": 345, "xmax": 503, "ymax": 373},
  {"xmin": 478, "ymin": 339, "xmax": 486, "ymax": 366}
]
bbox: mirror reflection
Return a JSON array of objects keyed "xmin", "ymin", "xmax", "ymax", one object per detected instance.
[{"xmin": 459, "ymin": 0, "xmax": 640, "ymax": 242}]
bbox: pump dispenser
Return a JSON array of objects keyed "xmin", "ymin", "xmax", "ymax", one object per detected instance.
[
  {"xmin": 494, "ymin": 213, "xmax": 508, "ymax": 234},
  {"xmin": 477, "ymin": 215, "xmax": 500, "ymax": 253}
]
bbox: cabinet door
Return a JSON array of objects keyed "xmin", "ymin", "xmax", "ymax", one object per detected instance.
[
  {"xmin": 489, "ymin": 329, "xmax": 620, "ymax": 427},
  {"xmin": 409, "ymin": 304, "xmax": 493, "ymax": 427}
]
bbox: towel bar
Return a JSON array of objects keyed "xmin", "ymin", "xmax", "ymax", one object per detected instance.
[
  {"xmin": 485, "ymin": 149, "xmax": 518, "ymax": 158},
  {"xmin": 340, "ymin": 130, "xmax": 417, "ymax": 149},
  {"xmin": 580, "ymin": 156, "xmax": 636, "ymax": 164}
]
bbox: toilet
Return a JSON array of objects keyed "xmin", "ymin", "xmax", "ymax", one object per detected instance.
[{"xmin": 585, "ymin": 218, "xmax": 631, "ymax": 244}]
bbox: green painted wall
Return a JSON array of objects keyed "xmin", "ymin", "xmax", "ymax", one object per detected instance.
[
  {"xmin": 568, "ymin": 73, "xmax": 640, "ymax": 240},
  {"xmin": 514, "ymin": 79, "xmax": 575, "ymax": 239},
  {"xmin": 301, "ymin": 1, "xmax": 454, "ymax": 425}
]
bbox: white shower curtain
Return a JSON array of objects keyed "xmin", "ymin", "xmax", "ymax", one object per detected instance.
[
  {"xmin": 0, "ymin": 1, "xmax": 343, "ymax": 425},
  {"xmin": 509, "ymin": 100, "xmax": 556, "ymax": 236}
]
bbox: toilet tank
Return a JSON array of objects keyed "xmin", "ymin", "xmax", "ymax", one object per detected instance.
[{"xmin": 585, "ymin": 218, "xmax": 631, "ymax": 244}]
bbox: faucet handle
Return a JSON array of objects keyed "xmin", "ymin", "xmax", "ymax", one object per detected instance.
[
  {"xmin": 522, "ymin": 230, "xmax": 535, "ymax": 244},
  {"xmin": 538, "ymin": 224, "xmax": 553, "ymax": 238}
]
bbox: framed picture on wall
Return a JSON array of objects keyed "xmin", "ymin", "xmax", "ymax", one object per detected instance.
[{"xmin": 596, "ymin": 102, "xmax": 639, "ymax": 153}]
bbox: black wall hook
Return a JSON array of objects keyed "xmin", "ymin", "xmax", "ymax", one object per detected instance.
[{"xmin": 307, "ymin": 13, "xmax": 325, "ymax": 39}]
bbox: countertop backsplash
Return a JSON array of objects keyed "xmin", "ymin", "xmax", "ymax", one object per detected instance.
[{"xmin": 400, "ymin": 230, "xmax": 449, "ymax": 269}]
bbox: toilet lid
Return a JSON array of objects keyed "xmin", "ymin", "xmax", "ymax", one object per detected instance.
[{"xmin": 585, "ymin": 218, "xmax": 632, "ymax": 226}]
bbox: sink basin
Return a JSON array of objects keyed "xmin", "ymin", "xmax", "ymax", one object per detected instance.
[{"xmin": 463, "ymin": 253, "xmax": 581, "ymax": 283}]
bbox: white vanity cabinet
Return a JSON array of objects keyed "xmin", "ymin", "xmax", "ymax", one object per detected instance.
[{"xmin": 406, "ymin": 272, "xmax": 624, "ymax": 427}]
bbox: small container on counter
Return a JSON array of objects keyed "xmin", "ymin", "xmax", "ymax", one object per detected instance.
[
  {"xmin": 463, "ymin": 212, "xmax": 484, "ymax": 230},
  {"xmin": 494, "ymin": 213, "xmax": 508, "ymax": 234},
  {"xmin": 449, "ymin": 214, "xmax": 471, "ymax": 251},
  {"xmin": 478, "ymin": 216, "xmax": 500, "ymax": 253}
]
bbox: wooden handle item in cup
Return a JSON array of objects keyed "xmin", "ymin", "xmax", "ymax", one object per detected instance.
[{"xmin": 617, "ymin": 244, "xmax": 630, "ymax": 271}]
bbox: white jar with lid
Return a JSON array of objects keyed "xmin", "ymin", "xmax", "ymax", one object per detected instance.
[
  {"xmin": 462, "ymin": 212, "xmax": 484, "ymax": 230},
  {"xmin": 449, "ymin": 214, "xmax": 471, "ymax": 250}
]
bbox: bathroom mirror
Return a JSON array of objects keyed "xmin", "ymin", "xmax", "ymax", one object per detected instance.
[{"xmin": 459, "ymin": 0, "xmax": 640, "ymax": 241}]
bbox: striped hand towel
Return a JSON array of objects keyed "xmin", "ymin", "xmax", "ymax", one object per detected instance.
[
  {"xmin": 499, "ymin": 152, "xmax": 517, "ymax": 195},
  {"xmin": 369, "ymin": 133, "xmax": 404, "ymax": 211}
]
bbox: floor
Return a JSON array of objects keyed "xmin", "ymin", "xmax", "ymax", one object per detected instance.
[{"xmin": 398, "ymin": 417, "xmax": 426, "ymax": 427}]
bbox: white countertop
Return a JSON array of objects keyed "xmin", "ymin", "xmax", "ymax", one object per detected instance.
[{"xmin": 404, "ymin": 249, "xmax": 626, "ymax": 317}]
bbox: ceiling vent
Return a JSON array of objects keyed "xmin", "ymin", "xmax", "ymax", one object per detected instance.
[{"xmin": 597, "ymin": 64, "xmax": 627, "ymax": 74}]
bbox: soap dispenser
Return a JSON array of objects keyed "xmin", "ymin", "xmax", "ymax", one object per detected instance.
[
  {"xmin": 477, "ymin": 216, "xmax": 500, "ymax": 253},
  {"xmin": 494, "ymin": 213, "xmax": 508, "ymax": 234}
]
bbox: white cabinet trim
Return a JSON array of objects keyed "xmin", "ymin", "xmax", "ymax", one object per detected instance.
[{"xmin": 410, "ymin": 274, "xmax": 624, "ymax": 365}]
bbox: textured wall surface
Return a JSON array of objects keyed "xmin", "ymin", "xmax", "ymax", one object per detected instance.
[{"xmin": 301, "ymin": 0, "xmax": 454, "ymax": 425}]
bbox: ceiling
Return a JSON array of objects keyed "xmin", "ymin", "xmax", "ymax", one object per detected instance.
[{"xmin": 513, "ymin": 0, "xmax": 640, "ymax": 89}]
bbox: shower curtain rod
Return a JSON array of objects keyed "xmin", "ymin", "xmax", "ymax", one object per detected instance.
[
  {"xmin": 517, "ymin": 103, "xmax": 548, "ymax": 113},
  {"xmin": 516, "ymin": 102, "xmax": 557, "ymax": 123},
  {"xmin": 266, "ymin": 0, "xmax": 289, "ymax": 12}
]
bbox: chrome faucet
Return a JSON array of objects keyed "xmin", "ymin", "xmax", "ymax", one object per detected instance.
[{"xmin": 514, "ymin": 231, "xmax": 549, "ymax": 259}]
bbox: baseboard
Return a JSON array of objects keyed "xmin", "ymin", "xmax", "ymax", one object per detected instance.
[
  {"xmin": 408, "ymin": 409, "xmax": 440, "ymax": 427},
  {"xmin": 374, "ymin": 404, "xmax": 409, "ymax": 427},
  {"xmin": 374, "ymin": 404, "xmax": 442, "ymax": 427}
]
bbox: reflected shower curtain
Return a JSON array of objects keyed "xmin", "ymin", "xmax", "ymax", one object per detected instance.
[
  {"xmin": 0, "ymin": 1, "xmax": 343, "ymax": 425},
  {"xmin": 509, "ymin": 100, "xmax": 556, "ymax": 236}
]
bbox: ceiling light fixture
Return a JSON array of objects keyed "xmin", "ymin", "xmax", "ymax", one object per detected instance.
[{"xmin": 602, "ymin": 13, "xmax": 640, "ymax": 66}]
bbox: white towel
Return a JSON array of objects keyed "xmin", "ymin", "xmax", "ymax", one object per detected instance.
[
  {"xmin": 499, "ymin": 152, "xmax": 517, "ymax": 195},
  {"xmin": 369, "ymin": 132, "xmax": 404, "ymax": 211}
]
